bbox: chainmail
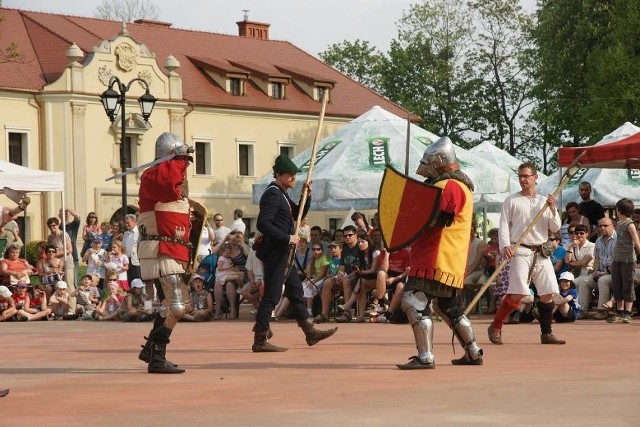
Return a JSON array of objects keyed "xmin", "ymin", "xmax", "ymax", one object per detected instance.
[{"xmin": 428, "ymin": 170, "xmax": 475, "ymax": 192}]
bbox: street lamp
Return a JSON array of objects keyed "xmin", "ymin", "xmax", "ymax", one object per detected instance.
[{"xmin": 100, "ymin": 76, "xmax": 157, "ymax": 221}]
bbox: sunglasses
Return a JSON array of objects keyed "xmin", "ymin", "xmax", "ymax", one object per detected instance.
[
  {"xmin": 343, "ymin": 233, "xmax": 355, "ymax": 238},
  {"xmin": 312, "ymin": 247, "xmax": 323, "ymax": 252},
  {"xmin": 575, "ymin": 232, "xmax": 586, "ymax": 236}
]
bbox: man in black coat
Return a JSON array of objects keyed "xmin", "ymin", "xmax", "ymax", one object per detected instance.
[{"xmin": 252, "ymin": 155, "xmax": 337, "ymax": 352}]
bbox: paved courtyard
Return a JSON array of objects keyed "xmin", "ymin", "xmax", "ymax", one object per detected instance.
[{"xmin": 1, "ymin": 314, "xmax": 639, "ymax": 426}]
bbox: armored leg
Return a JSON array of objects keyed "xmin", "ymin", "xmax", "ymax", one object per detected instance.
[
  {"xmin": 434, "ymin": 298, "xmax": 483, "ymax": 365},
  {"xmin": 147, "ymin": 325, "xmax": 184, "ymax": 374},
  {"xmin": 397, "ymin": 291, "xmax": 435, "ymax": 370}
]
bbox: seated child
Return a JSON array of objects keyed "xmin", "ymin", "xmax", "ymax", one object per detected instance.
[{"xmin": 552, "ymin": 271, "xmax": 580, "ymax": 323}]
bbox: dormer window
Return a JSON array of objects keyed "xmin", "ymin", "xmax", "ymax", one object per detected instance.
[
  {"xmin": 272, "ymin": 82, "xmax": 283, "ymax": 99},
  {"xmin": 317, "ymin": 87, "xmax": 327, "ymax": 102},
  {"xmin": 230, "ymin": 78, "xmax": 242, "ymax": 96}
]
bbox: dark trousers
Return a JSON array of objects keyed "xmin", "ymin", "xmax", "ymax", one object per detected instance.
[
  {"xmin": 255, "ymin": 249, "xmax": 308, "ymax": 329},
  {"xmin": 127, "ymin": 264, "xmax": 141, "ymax": 284}
]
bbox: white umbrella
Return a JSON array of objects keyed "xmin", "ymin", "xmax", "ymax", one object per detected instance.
[{"xmin": 253, "ymin": 106, "xmax": 513, "ymax": 210}]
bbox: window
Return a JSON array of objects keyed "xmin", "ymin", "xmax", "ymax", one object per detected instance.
[
  {"xmin": 238, "ymin": 143, "xmax": 255, "ymax": 176},
  {"xmin": 230, "ymin": 78, "xmax": 242, "ymax": 96},
  {"xmin": 272, "ymin": 82, "xmax": 283, "ymax": 99},
  {"xmin": 279, "ymin": 145, "xmax": 294, "ymax": 158},
  {"xmin": 123, "ymin": 136, "xmax": 137, "ymax": 169},
  {"xmin": 317, "ymin": 87, "xmax": 326, "ymax": 102},
  {"xmin": 329, "ymin": 218, "xmax": 341, "ymax": 235},
  {"xmin": 8, "ymin": 132, "xmax": 26, "ymax": 166},
  {"xmin": 194, "ymin": 141, "xmax": 212, "ymax": 175}
]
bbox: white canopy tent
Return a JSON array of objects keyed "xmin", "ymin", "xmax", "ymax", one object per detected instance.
[
  {"xmin": 253, "ymin": 106, "xmax": 515, "ymax": 211},
  {"xmin": 539, "ymin": 122, "xmax": 640, "ymax": 208},
  {"xmin": 0, "ymin": 159, "xmax": 65, "ymax": 250}
]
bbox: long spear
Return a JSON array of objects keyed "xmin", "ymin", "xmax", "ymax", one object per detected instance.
[
  {"xmin": 282, "ymin": 90, "xmax": 329, "ymax": 278},
  {"xmin": 464, "ymin": 152, "xmax": 586, "ymax": 316}
]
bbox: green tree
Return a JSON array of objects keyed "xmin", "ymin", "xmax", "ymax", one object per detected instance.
[
  {"xmin": 319, "ymin": 40, "xmax": 384, "ymax": 92},
  {"xmin": 95, "ymin": 0, "xmax": 160, "ymax": 22}
]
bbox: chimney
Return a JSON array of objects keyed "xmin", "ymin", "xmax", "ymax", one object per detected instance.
[{"xmin": 236, "ymin": 10, "xmax": 270, "ymax": 40}]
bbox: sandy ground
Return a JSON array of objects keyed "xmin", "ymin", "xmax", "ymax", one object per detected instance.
[{"xmin": 1, "ymin": 313, "xmax": 639, "ymax": 426}]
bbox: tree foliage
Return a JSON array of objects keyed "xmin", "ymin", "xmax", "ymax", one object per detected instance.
[
  {"xmin": 94, "ymin": 0, "xmax": 160, "ymax": 22},
  {"xmin": 319, "ymin": 40, "xmax": 384, "ymax": 92}
]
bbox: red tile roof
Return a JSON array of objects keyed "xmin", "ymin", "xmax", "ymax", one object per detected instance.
[{"xmin": 0, "ymin": 7, "xmax": 417, "ymax": 120}]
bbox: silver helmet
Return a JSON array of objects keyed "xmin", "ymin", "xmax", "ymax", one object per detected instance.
[
  {"xmin": 154, "ymin": 132, "xmax": 194, "ymax": 160},
  {"xmin": 416, "ymin": 136, "xmax": 458, "ymax": 178}
]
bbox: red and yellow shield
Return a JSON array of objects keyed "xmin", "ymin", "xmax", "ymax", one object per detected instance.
[{"xmin": 378, "ymin": 166, "xmax": 442, "ymax": 251}]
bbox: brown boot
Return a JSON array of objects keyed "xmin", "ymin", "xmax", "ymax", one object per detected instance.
[
  {"xmin": 252, "ymin": 325, "xmax": 287, "ymax": 352},
  {"xmin": 298, "ymin": 318, "xmax": 338, "ymax": 346},
  {"xmin": 487, "ymin": 325, "xmax": 503, "ymax": 345},
  {"xmin": 540, "ymin": 333, "xmax": 566, "ymax": 345}
]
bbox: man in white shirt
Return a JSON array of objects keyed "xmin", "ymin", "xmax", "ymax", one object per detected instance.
[
  {"xmin": 488, "ymin": 162, "xmax": 565, "ymax": 345},
  {"xmin": 123, "ymin": 214, "xmax": 140, "ymax": 283},
  {"xmin": 230, "ymin": 208, "xmax": 247, "ymax": 234},
  {"xmin": 212, "ymin": 213, "xmax": 231, "ymax": 247}
]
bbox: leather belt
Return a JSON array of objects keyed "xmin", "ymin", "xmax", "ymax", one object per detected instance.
[
  {"xmin": 519, "ymin": 243, "xmax": 542, "ymax": 252},
  {"xmin": 140, "ymin": 234, "xmax": 192, "ymax": 248}
]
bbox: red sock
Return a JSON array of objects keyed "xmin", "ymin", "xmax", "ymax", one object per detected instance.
[{"xmin": 491, "ymin": 296, "xmax": 519, "ymax": 330}]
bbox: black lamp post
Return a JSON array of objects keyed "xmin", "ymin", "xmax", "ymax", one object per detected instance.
[{"xmin": 100, "ymin": 77, "xmax": 157, "ymax": 221}]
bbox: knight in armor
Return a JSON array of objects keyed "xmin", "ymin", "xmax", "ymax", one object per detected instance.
[
  {"xmin": 136, "ymin": 132, "xmax": 194, "ymax": 374},
  {"xmin": 397, "ymin": 136, "xmax": 483, "ymax": 369}
]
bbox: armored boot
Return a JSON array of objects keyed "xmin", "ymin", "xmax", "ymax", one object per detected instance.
[
  {"xmin": 252, "ymin": 324, "xmax": 288, "ymax": 352},
  {"xmin": 297, "ymin": 318, "xmax": 338, "ymax": 346},
  {"xmin": 147, "ymin": 326, "xmax": 185, "ymax": 374},
  {"xmin": 397, "ymin": 314, "xmax": 435, "ymax": 370},
  {"xmin": 449, "ymin": 314, "xmax": 483, "ymax": 366}
]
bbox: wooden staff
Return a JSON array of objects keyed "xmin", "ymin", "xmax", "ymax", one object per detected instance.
[
  {"xmin": 282, "ymin": 90, "xmax": 329, "ymax": 279},
  {"xmin": 464, "ymin": 152, "xmax": 586, "ymax": 316}
]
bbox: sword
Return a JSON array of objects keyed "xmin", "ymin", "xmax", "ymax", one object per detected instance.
[{"xmin": 105, "ymin": 153, "xmax": 175, "ymax": 181}]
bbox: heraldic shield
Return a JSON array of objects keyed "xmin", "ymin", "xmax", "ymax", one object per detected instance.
[{"xmin": 378, "ymin": 166, "xmax": 442, "ymax": 252}]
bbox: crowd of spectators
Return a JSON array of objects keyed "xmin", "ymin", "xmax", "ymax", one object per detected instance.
[{"xmin": 2, "ymin": 186, "xmax": 640, "ymax": 325}]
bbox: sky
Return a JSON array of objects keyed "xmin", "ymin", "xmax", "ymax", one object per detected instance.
[{"xmin": 4, "ymin": 0, "xmax": 536, "ymax": 57}]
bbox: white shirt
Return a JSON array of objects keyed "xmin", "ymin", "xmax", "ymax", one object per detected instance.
[
  {"xmin": 245, "ymin": 249, "xmax": 264, "ymax": 280},
  {"xmin": 230, "ymin": 218, "xmax": 246, "ymax": 234},
  {"xmin": 196, "ymin": 224, "xmax": 215, "ymax": 257},
  {"xmin": 499, "ymin": 192, "xmax": 561, "ymax": 252},
  {"xmin": 123, "ymin": 226, "xmax": 139, "ymax": 266},
  {"xmin": 213, "ymin": 226, "xmax": 231, "ymax": 245}
]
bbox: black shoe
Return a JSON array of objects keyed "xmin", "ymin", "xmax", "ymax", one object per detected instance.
[
  {"xmin": 139, "ymin": 336, "xmax": 178, "ymax": 367},
  {"xmin": 451, "ymin": 354, "xmax": 483, "ymax": 365},
  {"xmin": 397, "ymin": 356, "xmax": 435, "ymax": 370}
]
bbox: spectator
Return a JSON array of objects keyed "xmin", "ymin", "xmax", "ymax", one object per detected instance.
[
  {"xmin": 12, "ymin": 280, "xmax": 49, "ymax": 321},
  {"xmin": 73, "ymin": 274, "xmax": 99, "ymax": 319},
  {"xmin": 298, "ymin": 216, "xmax": 311, "ymax": 242},
  {"xmin": 336, "ymin": 231, "xmax": 383, "ymax": 323},
  {"xmin": 321, "ymin": 229, "xmax": 332, "ymax": 243},
  {"xmin": 481, "ymin": 228, "xmax": 500, "ymax": 313},
  {"xmin": 351, "ymin": 211, "xmax": 373, "ymax": 234},
  {"xmin": 123, "ymin": 214, "xmax": 141, "ymax": 283},
  {"xmin": 302, "ymin": 242, "xmax": 329, "ymax": 316},
  {"xmin": 272, "ymin": 236, "xmax": 311, "ymax": 319},
  {"xmin": 119, "ymin": 279, "xmax": 152, "ymax": 322},
  {"xmin": 97, "ymin": 221, "xmax": 113, "ymax": 251},
  {"xmin": 95, "ymin": 280, "xmax": 122, "ymax": 321},
  {"xmin": 0, "ymin": 220, "xmax": 22, "ymax": 248},
  {"xmin": 463, "ymin": 223, "xmax": 488, "ymax": 306},
  {"xmin": 313, "ymin": 241, "xmax": 343, "ymax": 323},
  {"xmin": 578, "ymin": 181, "xmax": 605, "ymax": 242},
  {"xmin": 0, "ymin": 285, "xmax": 18, "ymax": 322},
  {"xmin": 338, "ymin": 225, "xmax": 362, "ymax": 306},
  {"xmin": 182, "ymin": 274, "xmax": 213, "ymax": 322},
  {"xmin": 59, "ymin": 207, "xmax": 81, "ymax": 286},
  {"xmin": 608, "ymin": 198, "xmax": 640, "ymax": 323},
  {"xmin": 36, "ymin": 244, "xmax": 65, "ymax": 297},
  {"xmin": 110, "ymin": 220, "xmax": 124, "ymax": 248},
  {"xmin": 552, "ymin": 271, "xmax": 581, "ymax": 323},
  {"xmin": 211, "ymin": 213, "xmax": 231, "ymax": 247},
  {"xmin": 105, "ymin": 240, "xmax": 129, "ymax": 291},
  {"xmin": 49, "ymin": 280, "xmax": 74, "ymax": 320},
  {"xmin": 213, "ymin": 242, "xmax": 235, "ymax": 320},
  {"xmin": 195, "ymin": 217, "xmax": 215, "ymax": 263},
  {"xmin": 46, "ymin": 216, "xmax": 76, "ymax": 312},
  {"xmin": 27, "ymin": 284, "xmax": 52, "ymax": 320},
  {"xmin": 381, "ymin": 247, "xmax": 410, "ymax": 323},
  {"xmin": 565, "ymin": 224, "xmax": 595, "ymax": 316},
  {"xmin": 241, "ymin": 238, "xmax": 264, "ymax": 315},
  {"xmin": 332, "ymin": 229, "xmax": 344, "ymax": 247},
  {"xmin": 1, "ymin": 243, "xmax": 35, "ymax": 286},
  {"xmin": 309, "ymin": 225, "xmax": 329, "ymax": 255},
  {"xmin": 82, "ymin": 239, "xmax": 106, "ymax": 290},
  {"xmin": 80, "ymin": 212, "xmax": 100, "ymax": 257},
  {"xmin": 549, "ymin": 232, "xmax": 568, "ymax": 279},
  {"xmin": 230, "ymin": 208, "xmax": 246, "ymax": 234},
  {"xmin": 561, "ymin": 202, "xmax": 590, "ymax": 247},
  {"xmin": 576, "ymin": 218, "xmax": 616, "ymax": 320}
]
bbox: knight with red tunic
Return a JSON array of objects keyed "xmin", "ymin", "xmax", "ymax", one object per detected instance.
[{"xmin": 136, "ymin": 132, "xmax": 194, "ymax": 374}]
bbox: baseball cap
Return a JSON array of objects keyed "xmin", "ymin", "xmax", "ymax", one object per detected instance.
[
  {"xmin": 329, "ymin": 241, "xmax": 340, "ymax": 247},
  {"xmin": 558, "ymin": 271, "xmax": 574, "ymax": 282},
  {"xmin": 55, "ymin": 281, "xmax": 68, "ymax": 289},
  {"xmin": 131, "ymin": 278, "xmax": 145, "ymax": 289},
  {"xmin": 191, "ymin": 274, "xmax": 205, "ymax": 283},
  {"xmin": 0, "ymin": 286, "xmax": 12, "ymax": 298}
]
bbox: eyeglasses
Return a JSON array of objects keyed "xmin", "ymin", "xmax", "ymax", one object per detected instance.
[
  {"xmin": 575, "ymin": 232, "xmax": 586, "ymax": 236},
  {"xmin": 568, "ymin": 230, "xmax": 575, "ymax": 234},
  {"xmin": 518, "ymin": 174, "xmax": 535, "ymax": 179},
  {"xmin": 343, "ymin": 233, "xmax": 355, "ymax": 238},
  {"xmin": 312, "ymin": 248, "xmax": 323, "ymax": 252}
]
